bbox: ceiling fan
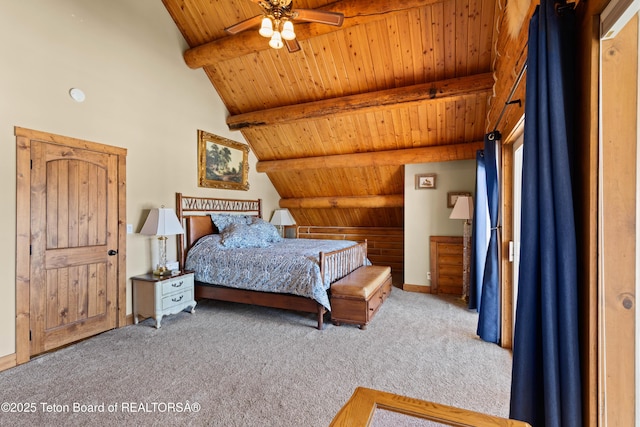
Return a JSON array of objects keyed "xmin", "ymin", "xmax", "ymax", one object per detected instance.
[{"xmin": 225, "ymin": 0, "xmax": 344, "ymax": 52}]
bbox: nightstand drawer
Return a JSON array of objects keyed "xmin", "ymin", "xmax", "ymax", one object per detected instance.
[
  {"xmin": 161, "ymin": 275, "xmax": 193, "ymax": 295},
  {"xmin": 162, "ymin": 289, "xmax": 194, "ymax": 310}
]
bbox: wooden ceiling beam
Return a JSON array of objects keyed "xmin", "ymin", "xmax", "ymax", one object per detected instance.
[
  {"xmin": 184, "ymin": 0, "xmax": 445, "ymax": 69},
  {"xmin": 280, "ymin": 195, "xmax": 404, "ymax": 209},
  {"xmin": 228, "ymin": 73, "xmax": 493, "ymax": 130},
  {"xmin": 257, "ymin": 141, "xmax": 483, "ymax": 173}
]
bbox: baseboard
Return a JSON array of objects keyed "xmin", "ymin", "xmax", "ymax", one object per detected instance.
[
  {"xmin": 402, "ymin": 284, "xmax": 431, "ymax": 293},
  {"xmin": 0, "ymin": 352, "xmax": 17, "ymax": 372},
  {"xmin": 125, "ymin": 313, "xmax": 135, "ymax": 326}
]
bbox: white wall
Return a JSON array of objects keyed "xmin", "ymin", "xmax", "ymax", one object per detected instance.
[
  {"xmin": 0, "ymin": 0, "xmax": 280, "ymax": 359},
  {"xmin": 404, "ymin": 160, "xmax": 476, "ymax": 288}
]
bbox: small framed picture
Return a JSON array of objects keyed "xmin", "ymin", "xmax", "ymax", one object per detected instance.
[
  {"xmin": 415, "ymin": 173, "xmax": 437, "ymax": 189},
  {"xmin": 448, "ymin": 191, "xmax": 472, "ymax": 208}
]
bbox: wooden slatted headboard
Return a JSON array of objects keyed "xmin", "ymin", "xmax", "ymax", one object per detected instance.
[{"xmin": 175, "ymin": 192, "xmax": 262, "ymax": 268}]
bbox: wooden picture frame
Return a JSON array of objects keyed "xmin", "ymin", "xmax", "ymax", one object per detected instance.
[
  {"xmin": 415, "ymin": 173, "xmax": 437, "ymax": 189},
  {"xmin": 198, "ymin": 130, "xmax": 249, "ymax": 191},
  {"xmin": 448, "ymin": 191, "xmax": 472, "ymax": 208}
]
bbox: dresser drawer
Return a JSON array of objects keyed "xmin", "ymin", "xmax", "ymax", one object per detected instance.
[
  {"xmin": 162, "ymin": 289, "xmax": 194, "ymax": 310},
  {"xmin": 161, "ymin": 274, "xmax": 193, "ymax": 296},
  {"xmin": 367, "ymin": 275, "xmax": 392, "ymax": 316}
]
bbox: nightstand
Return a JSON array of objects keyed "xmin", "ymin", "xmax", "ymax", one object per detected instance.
[
  {"xmin": 283, "ymin": 225, "xmax": 298, "ymax": 238},
  {"xmin": 132, "ymin": 271, "xmax": 196, "ymax": 328}
]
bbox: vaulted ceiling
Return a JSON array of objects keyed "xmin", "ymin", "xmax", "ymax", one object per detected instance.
[{"xmin": 162, "ymin": 0, "xmax": 498, "ymax": 228}]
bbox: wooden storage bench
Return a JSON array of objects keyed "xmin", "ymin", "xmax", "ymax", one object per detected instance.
[{"xmin": 330, "ymin": 265, "xmax": 392, "ymax": 329}]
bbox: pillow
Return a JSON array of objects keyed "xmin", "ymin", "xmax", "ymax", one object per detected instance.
[
  {"xmin": 250, "ymin": 217, "xmax": 283, "ymax": 243},
  {"xmin": 209, "ymin": 213, "xmax": 253, "ymax": 233},
  {"xmin": 220, "ymin": 223, "xmax": 272, "ymax": 248}
]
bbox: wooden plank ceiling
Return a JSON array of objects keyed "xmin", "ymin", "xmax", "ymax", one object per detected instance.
[{"xmin": 162, "ymin": 0, "xmax": 498, "ymax": 228}]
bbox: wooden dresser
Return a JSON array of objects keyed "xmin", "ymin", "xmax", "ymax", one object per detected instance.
[{"xmin": 429, "ymin": 236, "xmax": 463, "ymax": 295}]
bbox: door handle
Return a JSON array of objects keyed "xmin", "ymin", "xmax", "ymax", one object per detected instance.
[{"xmin": 108, "ymin": 249, "xmax": 118, "ymax": 256}]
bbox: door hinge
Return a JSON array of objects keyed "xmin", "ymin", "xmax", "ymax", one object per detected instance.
[
  {"xmin": 30, "ymin": 159, "xmax": 33, "ymax": 169},
  {"xmin": 30, "ymin": 245, "xmax": 32, "ymax": 255},
  {"xmin": 29, "ymin": 330, "xmax": 32, "ymax": 341}
]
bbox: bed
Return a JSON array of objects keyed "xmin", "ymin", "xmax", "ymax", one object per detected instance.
[{"xmin": 175, "ymin": 193, "xmax": 368, "ymax": 329}]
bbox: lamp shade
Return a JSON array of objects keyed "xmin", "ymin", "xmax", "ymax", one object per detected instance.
[
  {"xmin": 449, "ymin": 196, "xmax": 474, "ymax": 220},
  {"xmin": 259, "ymin": 17, "xmax": 273, "ymax": 38},
  {"xmin": 270, "ymin": 209, "xmax": 295, "ymax": 226},
  {"xmin": 140, "ymin": 208, "xmax": 184, "ymax": 236},
  {"xmin": 281, "ymin": 20, "xmax": 296, "ymax": 40},
  {"xmin": 269, "ymin": 31, "xmax": 284, "ymax": 49}
]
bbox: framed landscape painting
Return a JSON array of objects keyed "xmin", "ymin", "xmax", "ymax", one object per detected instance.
[{"xmin": 198, "ymin": 130, "xmax": 249, "ymax": 191}]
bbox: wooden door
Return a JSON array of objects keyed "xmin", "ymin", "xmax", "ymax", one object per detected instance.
[{"xmin": 29, "ymin": 141, "xmax": 118, "ymax": 355}]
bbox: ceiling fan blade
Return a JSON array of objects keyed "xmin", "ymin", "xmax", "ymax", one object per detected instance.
[
  {"xmin": 294, "ymin": 9, "xmax": 344, "ymax": 27},
  {"xmin": 225, "ymin": 15, "xmax": 263, "ymax": 35},
  {"xmin": 285, "ymin": 38, "xmax": 301, "ymax": 53}
]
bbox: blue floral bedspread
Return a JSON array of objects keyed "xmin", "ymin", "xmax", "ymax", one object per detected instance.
[{"xmin": 185, "ymin": 235, "xmax": 359, "ymax": 310}]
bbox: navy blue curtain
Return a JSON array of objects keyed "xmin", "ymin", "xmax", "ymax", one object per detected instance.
[
  {"xmin": 510, "ymin": 1, "xmax": 581, "ymax": 426},
  {"xmin": 469, "ymin": 150, "xmax": 487, "ymax": 311},
  {"xmin": 476, "ymin": 131, "xmax": 500, "ymax": 343}
]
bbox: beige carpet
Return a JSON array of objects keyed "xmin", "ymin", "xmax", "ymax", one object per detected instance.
[{"xmin": 0, "ymin": 288, "xmax": 512, "ymax": 426}]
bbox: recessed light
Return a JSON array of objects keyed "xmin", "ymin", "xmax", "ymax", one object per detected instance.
[{"xmin": 69, "ymin": 88, "xmax": 86, "ymax": 103}]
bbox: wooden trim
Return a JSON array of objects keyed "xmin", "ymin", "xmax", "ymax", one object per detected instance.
[
  {"xmin": 0, "ymin": 353, "xmax": 17, "ymax": 372},
  {"xmin": 227, "ymin": 74, "xmax": 494, "ymax": 131},
  {"xmin": 402, "ymin": 284, "xmax": 431, "ymax": 294},
  {"xmin": 14, "ymin": 127, "xmax": 127, "ymax": 156},
  {"xmin": 15, "ymin": 133, "xmax": 31, "ymax": 365},
  {"xmin": 117, "ymin": 152, "xmax": 127, "ymax": 327},
  {"xmin": 579, "ymin": 13, "xmax": 602, "ymax": 427},
  {"xmin": 500, "ymin": 140, "xmax": 514, "ymax": 350},
  {"xmin": 257, "ymin": 142, "xmax": 484, "ymax": 173}
]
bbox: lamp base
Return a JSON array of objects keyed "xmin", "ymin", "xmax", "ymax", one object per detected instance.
[{"xmin": 153, "ymin": 266, "xmax": 172, "ymax": 276}]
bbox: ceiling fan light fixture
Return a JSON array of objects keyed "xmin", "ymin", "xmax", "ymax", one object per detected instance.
[
  {"xmin": 281, "ymin": 20, "xmax": 296, "ymax": 40},
  {"xmin": 259, "ymin": 17, "xmax": 274, "ymax": 38},
  {"xmin": 269, "ymin": 31, "xmax": 284, "ymax": 49}
]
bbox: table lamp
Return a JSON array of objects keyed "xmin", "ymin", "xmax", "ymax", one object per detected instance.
[
  {"xmin": 270, "ymin": 208, "xmax": 296, "ymax": 238},
  {"xmin": 449, "ymin": 196, "xmax": 474, "ymax": 302},
  {"xmin": 140, "ymin": 207, "xmax": 184, "ymax": 276}
]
